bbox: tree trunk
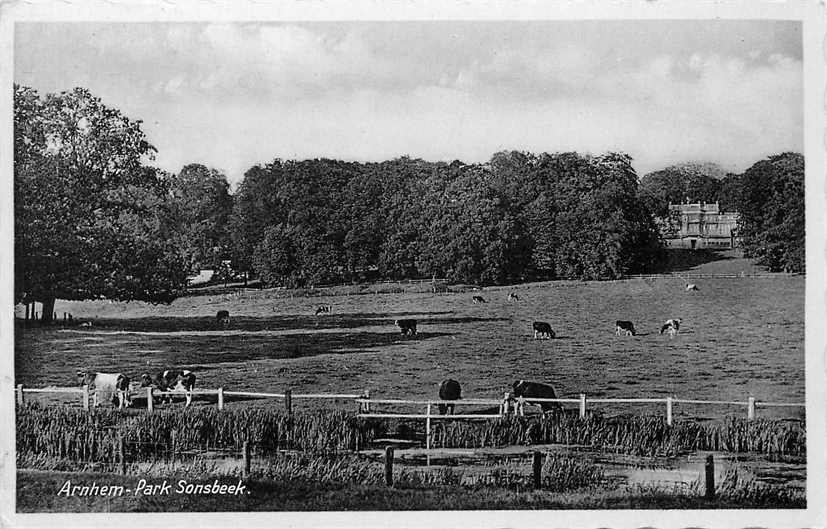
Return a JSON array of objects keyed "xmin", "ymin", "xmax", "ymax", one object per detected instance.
[{"xmin": 40, "ymin": 297, "xmax": 56, "ymax": 324}]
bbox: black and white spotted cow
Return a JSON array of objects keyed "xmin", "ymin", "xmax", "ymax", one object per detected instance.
[
  {"xmin": 314, "ymin": 305, "xmax": 332, "ymax": 316},
  {"xmin": 141, "ymin": 369, "xmax": 197, "ymax": 406},
  {"xmin": 395, "ymin": 319, "xmax": 417, "ymax": 336},
  {"xmin": 472, "ymin": 295, "xmax": 487, "ymax": 304},
  {"xmin": 76, "ymin": 371, "xmax": 131, "ymax": 408},
  {"xmin": 438, "ymin": 378, "xmax": 462, "ymax": 415},
  {"xmin": 533, "ymin": 321, "xmax": 555, "ymax": 340},
  {"xmin": 511, "ymin": 380, "xmax": 562, "ymax": 413},
  {"xmin": 141, "ymin": 369, "xmax": 195, "ymax": 406},
  {"xmin": 507, "ymin": 292, "xmax": 520, "ymax": 302},
  {"xmin": 660, "ymin": 318, "xmax": 682, "ymax": 337},
  {"xmin": 615, "ymin": 320, "xmax": 636, "ymax": 336}
]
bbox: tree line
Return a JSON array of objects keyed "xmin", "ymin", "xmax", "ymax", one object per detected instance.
[{"xmin": 14, "ymin": 85, "xmax": 805, "ymax": 320}]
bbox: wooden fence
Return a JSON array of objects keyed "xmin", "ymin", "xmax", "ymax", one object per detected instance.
[{"xmin": 16, "ymin": 384, "xmax": 804, "ymax": 426}]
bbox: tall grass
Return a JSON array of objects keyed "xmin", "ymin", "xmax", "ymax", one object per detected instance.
[
  {"xmin": 430, "ymin": 414, "xmax": 805, "ymax": 456},
  {"xmin": 16, "ymin": 404, "xmax": 805, "ymax": 467}
]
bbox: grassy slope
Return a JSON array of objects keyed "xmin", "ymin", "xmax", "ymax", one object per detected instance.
[{"xmin": 16, "ymin": 470, "xmax": 805, "ymax": 512}]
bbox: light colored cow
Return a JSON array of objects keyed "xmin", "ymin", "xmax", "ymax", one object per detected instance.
[{"xmin": 76, "ymin": 371, "xmax": 131, "ymax": 408}]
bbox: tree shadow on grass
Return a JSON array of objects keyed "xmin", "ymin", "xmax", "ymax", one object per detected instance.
[
  {"xmin": 15, "ymin": 326, "xmax": 454, "ymax": 387},
  {"xmin": 43, "ymin": 313, "xmax": 507, "ymax": 333},
  {"xmin": 651, "ymin": 249, "xmax": 735, "ymax": 273}
]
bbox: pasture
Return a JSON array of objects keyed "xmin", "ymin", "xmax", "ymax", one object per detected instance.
[{"xmin": 15, "ymin": 257, "xmax": 804, "ymax": 420}]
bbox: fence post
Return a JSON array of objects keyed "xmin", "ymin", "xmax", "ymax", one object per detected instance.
[
  {"xmin": 747, "ymin": 397, "xmax": 755, "ymax": 420},
  {"xmin": 384, "ymin": 446, "xmax": 394, "ymax": 487},
  {"xmin": 170, "ymin": 429, "xmax": 176, "ymax": 462},
  {"xmin": 217, "ymin": 387, "xmax": 224, "ymax": 410},
  {"xmin": 82, "ymin": 385, "xmax": 90, "ymax": 410},
  {"xmin": 532, "ymin": 451, "xmax": 543, "ymax": 490},
  {"xmin": 119, "ymin": 435, "xmax": 126, "ymax": 475},
  {"xmin": 285, "ymin": 388, "xmax": 293, "ymax": 414},
  {"xmin": 517, "ymin": 396, "xmax": 525, "ymax": 416},
  {"xmin": 425, "ymin": 403, "xmax": 432, "ymax": 451},
  {"xmin": 704, "ymin": 454, "xmax": 715, "ymax": 500},
  {"xmin": 363, "ymin": 389, "xmax": 370, "ymax": 413},
  {"xmin": 666, "ymin": 397, "xmax": 673, "ymax": 426},
  {"xmin": 146, "ymin": 387, "xmax": 154, "ymax": 412},
  {"xmin": 243, "ymin": 441, "xmax": 251, "ymax": 477},
  {"xmin": 16, "ymin": 384, "xmax": 23, "ymax": 406},
  {"xmin": 502, "ymin": 392, "xmax": 510, "ymax": 416},
  {"xmin": 579, "ymin": 393, "xmax": 587, "ymax": 419}
]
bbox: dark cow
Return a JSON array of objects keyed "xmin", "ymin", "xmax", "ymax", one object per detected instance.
[
  {"xmin": 438, "ymin": 378, "xmax": 462, "ymax": 415},
  {"xmin": 141, "ymin": 369, "xmax": 197, "ymax": 406},
  {"xmin": 472, "ymin": 295, "xmax": 487, "ymax": 304},
  {"xmin": 216, "ymin": 310, "xmax": 230, "ymax": 326},
  {"xmin": 660, "ymin": 318, "xmax": 682, "ymax": 337},
  {"xmin": 314, "ymin": 305, "xmax": 332, "ymax": 316},
  {"xmin": 532, "ymin": 321, "xmax": 555, "ymax": 339},
  {"xmin": 76, "ymin": 371, "xmax": 131, "ymax": 408},
  {"xmin": 395, "ymin": 319, "xmax": 417, "ymax": 336},
  {"xmin": 512, "ymin": 380, "xmax": 562, "ymax": 413},
  {"xmin": 615, "ymin": 320, "xmax": 636, "ymax": 336}
]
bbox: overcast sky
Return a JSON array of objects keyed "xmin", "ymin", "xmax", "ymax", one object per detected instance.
[{"xmin": 15, "ymin": 20, "xmax": 802, "ymax": 186}]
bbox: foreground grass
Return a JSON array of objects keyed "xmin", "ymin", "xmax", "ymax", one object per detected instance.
[{"xmin": 17, "ymin": 469, "xmax": 804, "ymax": 512}]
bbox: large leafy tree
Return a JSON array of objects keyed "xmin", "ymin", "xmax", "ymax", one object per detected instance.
[
  {"xmin": 167, "ymin": 163, "xmax": 232, "ymax": 271},
  {"xmin": 737, "ymin": 152, "xmax": 804, "ymax": 273},
  {"xmin": 416, "ymin": 163, "xmax": 530, "ymax": 284},
  {"xmin": 14, "ymin": 85, "xmax": 189, "ymax": 321}
]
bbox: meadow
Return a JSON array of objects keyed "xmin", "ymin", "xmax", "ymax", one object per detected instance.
[
  {"xmin": 13, "ymin": 252, "xmax": 807, "ymax": 510},
  {"xmin": 15, "ymin": 253, "xmax": 805, "ymax": 420}
]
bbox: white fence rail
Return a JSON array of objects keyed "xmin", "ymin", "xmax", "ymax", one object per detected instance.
[{"xmin": 16, "ymin": 385, "xmax": 804, "ymax": 428}]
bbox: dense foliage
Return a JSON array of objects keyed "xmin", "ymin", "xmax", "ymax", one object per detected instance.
[
  {"xmin": 230, "ymin": 152, "xmax": 665, "ymax": 286},
  {"xmin": 737, "ymin": 153, "xmax": 805, "ymax": 273},
  {"xmin": 166, "ymin": 163, "xmax": 233, "ymax": 272},
  {"xmin": 14, "ymin": 85, "xmax": 190, "ymax": 320}
]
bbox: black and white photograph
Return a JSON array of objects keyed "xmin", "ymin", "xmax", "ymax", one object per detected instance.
[{"xmin": 1, "ymin": 1, "xmax": 825, "ymax": 527}]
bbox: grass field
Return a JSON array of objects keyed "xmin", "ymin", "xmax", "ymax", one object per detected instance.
[{"xmin": 15, "ymin": 251, "xmax": 804, "ymax": 419}]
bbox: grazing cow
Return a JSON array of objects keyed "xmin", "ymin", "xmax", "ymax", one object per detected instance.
[
  {"xmin": 76, "ymin": 371, "xmax": 131, "ymax": 408},
  {"xmin": 660, "ymin": 318, "xmax": 682, "ymax": 337},
  {"xmin": 512, "ymin": 380, "xmax": 562, "ymax": 413},
  {"xmin": 394, "ymin": 319, "xmax": 417, "ymax": 336},
  {"xmin": 533, "ymin": 321, "xmax": 555, "ymax": 340},
  {"xmin": 507, "ymin": 292, "xmax": 520, "ymax": 302},
  {"xmin": 141, "ymin": 369, "xmax": 197, "ymax": 406},
  {"xmin": 216, "ymin": 310, "xmax": 230, "ymax": 326},
  {"xmin": 438, "ymin": 379, "xmax": 462, "ymax": 415},
  {"xmin": 615, "ymin": 320, "xmax": 636, "ymax": 336},
  {"xmin": 686, "ymin": 283, "xmax": 699, "ymax": 292},
  {"xmin": 79, "ymin": 321, "xmax": 92, "ymax": 327},
  {"xmin": 314, "ymin": 305, "xmax": 332, "ymax": 316},
  {"xmin": 472, "ymin": 295, "xmax": 487, "ymax": 304}
]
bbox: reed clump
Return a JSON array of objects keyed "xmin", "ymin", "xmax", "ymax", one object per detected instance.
[
  {"xmin": 16, "ymin": 404, "xmax": 805, "ymax": 465},
  {"xmin": 429, "ymin": 414, "xmax": 805, "ymax": 456}
]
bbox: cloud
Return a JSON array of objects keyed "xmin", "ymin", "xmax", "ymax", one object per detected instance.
[{"xmin": 15, "ymin": 22, "xmax": 802, "ymax": 183}]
